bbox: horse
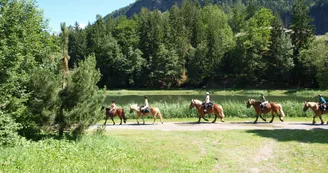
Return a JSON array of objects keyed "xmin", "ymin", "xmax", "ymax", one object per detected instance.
[
  {"xmin": 189, "ymin": 99, "xmax": 225, "ymax": 123},
  {"xmin": 246, "ymin": 99, "xmax": 285, "ymax": 123},
  {"xmin": 103, "ymin": 108, "xmax": 127, "ymax": 125},
  {"xmin": 303, "ymin": 101, "xmax": 328, "ymax": 125},
  {"xmin": 129, "ymin": 104, "xmax": 163, "ymax": 124}
]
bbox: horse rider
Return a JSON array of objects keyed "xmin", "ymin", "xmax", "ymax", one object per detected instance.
[
  {"xmin": 110, "ymin": 100, "xmax": 116, "ymax": 114},
  {"xmin": 141, "ymin": 96, "xmax": 149, "ymax": 113},
  {"xmin": 318, "ymin": 94, "xmax": 327, "ymax": 111},
  {"xmin": 259, "ymin": 93, "xmax": 268, "ymax": 113},
  {"xmin": 204, "ymin": 92, "xmax": 210, "ymax": 113}
]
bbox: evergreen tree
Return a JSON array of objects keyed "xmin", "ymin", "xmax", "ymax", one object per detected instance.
[
  {"xmin": 68, "ymin": 22, "xmax": 87, "ymax": 68},
  {"xmin": 290, "ymin": 0, "xmax": 314, "ymax": 52},
  {"xmin": 57, "ymin": 55, "xmax": 104, "ymax": 138},
  {"xmin": 266, "ymin": 14, "xmax": 294, "ymax": 86},
  {"xmin": 290, "ymin": 0, "xmax": 315, "ymax": 87}
]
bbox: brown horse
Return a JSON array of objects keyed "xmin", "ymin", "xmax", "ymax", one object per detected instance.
[
  {"xmin": 104, "ymin": 108, "xmax": 127, "ymax": 125},
  {"xmin": 246, "ymin": 99, "xmax": 285, "ymax": 123},
  {"xmin": 189, "ymin": 99, "xmax": 225, "ymax": 123},
  {"xmin": 303, "ymin": 101, "xmax": 328, "ymax": 125},
  {"xmin": 129, "ymin": 104, "xmax": 163, "ymax": 124}
]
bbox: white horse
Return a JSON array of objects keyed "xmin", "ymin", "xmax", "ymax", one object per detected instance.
[{"xmin": 129, "ymin": 104, "xmax": 163, "ymax": 124}]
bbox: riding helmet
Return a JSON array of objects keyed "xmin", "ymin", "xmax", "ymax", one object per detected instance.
[{"xmin": 206, "ymin": 92, "xmax": 209, "ymax": 95}]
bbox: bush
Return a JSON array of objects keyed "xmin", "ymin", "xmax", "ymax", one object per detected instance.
[{"xmin": 0, "ymin": 111, "xmax": 22, "ymax": 146}]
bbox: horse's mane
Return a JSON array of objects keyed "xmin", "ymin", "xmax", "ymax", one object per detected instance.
[
  {"xmin": 130, "ymin": 104, "xmax": 139, "ymax": 110},
  {"xmin": 305, "ymin": 101, "xmax": 319, "ymax": 106},
  {"xmin": 192, "ymin": 99, "xmax": 203, "ymax": 105},
  {"xmin": 249, "ymin": 98, "xmax": 261, "ymax": 104}
]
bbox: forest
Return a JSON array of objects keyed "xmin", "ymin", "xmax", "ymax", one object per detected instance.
[{"xmin": 69, "ymin": 0, "xmax": 328, "ymax": 89}]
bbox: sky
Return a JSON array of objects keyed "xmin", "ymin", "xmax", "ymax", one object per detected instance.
[{"xmin": 37, "ymin": 0, "xmax": 135, "ymax": 33}]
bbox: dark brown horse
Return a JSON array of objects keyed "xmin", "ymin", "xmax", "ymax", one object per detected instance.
[
  {"xmin": 303, "ymin": 101, "xmax": 328, "ymax": 124},
  {"xmin": 104, "ymin": 108, "xmax": 127, "ymax": 125},
  {"xmin": 246, "ymin": 99, "xmax": 285, "ymax": 123},
  {"xmin": 189, "ymin": 99, "xmax": 225, "ymax": 123}
]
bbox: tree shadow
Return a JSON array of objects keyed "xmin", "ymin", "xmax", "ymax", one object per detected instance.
[{"xmin": 246, "ymin": 129, "xmax": 328, "ymax": 144}]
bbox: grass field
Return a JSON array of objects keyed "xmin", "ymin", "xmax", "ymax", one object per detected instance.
[{"xmin": 1, "ymin": 129, "xmax": 328, "ymax": 172}]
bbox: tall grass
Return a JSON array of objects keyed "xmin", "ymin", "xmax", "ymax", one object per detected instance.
[
  {"xmin": 116, "ymin": 100, "xmax": 314, "ymax": 119},
  {"xmin": 107, "ymin": 89, "xmax": 328, "ymax": 97}
]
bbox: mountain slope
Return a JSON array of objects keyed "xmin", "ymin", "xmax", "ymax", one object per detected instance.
[{"xmin": 106, "ymin": 0, "xmax": 328, "ymax": 35}]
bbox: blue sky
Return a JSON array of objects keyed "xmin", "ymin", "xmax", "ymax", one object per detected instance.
[{"xmin": 37, "ymin": 0, "xmax": 135, "ymax": 33}]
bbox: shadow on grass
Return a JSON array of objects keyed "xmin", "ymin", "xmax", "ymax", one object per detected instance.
[
  {"xmin": 101, "ymin": 123, "xmax": 156, "ymax": 126},
  {"xmin": 246, "ymin": 129, "xmax": 328, "ymax": 144}
]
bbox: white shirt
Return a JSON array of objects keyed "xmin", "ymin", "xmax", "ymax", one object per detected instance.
[
  {"xmin": 205, "ymin": 95, "xmax": 210, "ymax": 103},
  {"xmin": 144, "ymin": 99, "xmax": 149, "ymax": 107}
]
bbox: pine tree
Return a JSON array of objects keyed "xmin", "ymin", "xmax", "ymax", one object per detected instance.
[
  {"xmin": 290, "ymin": 0, "xmax": 314, "ymax": 53},
  {"xmin": 266, "ymin": 14, "xmax": 294, "ymax": 86},
  {"xmin": 57, "ymin": 55, "xmax": 104, "ymax": 138},
  {"xmin": 290, "ymin": 0, "xmax": 315, "ymax": 87}
]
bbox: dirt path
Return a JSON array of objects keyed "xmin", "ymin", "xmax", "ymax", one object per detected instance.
[{"xmin": 88, "ymin": 121, "xmax": 328, "ymax": 131}]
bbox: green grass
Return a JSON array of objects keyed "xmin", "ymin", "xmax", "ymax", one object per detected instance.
[
  {"xmin": 1, "ymin": 129, "xmax": 328, "ymax": 172},
  {"xmin": 106, "ymin": 89, "xmax": 328, "ymax": 96}
]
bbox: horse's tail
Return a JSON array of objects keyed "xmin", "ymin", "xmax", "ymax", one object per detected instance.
[
  {"xmin": 218, "ymin": 105, "xmax": 225, "ymax": 122},
  {"xmin": 278, "ymin": 104, "xmax": 285, "ymax": 118},
  {"xmin": 122, "ymin": 109, "xmax": 127, "ymax": 123}
]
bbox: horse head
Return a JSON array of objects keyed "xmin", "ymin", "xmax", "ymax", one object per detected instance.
[
  {"xmin": 189, "ymin": 99, "xmax": 195, "ymax": 109},
  {"xmin": 246, "ymin": 98, "xmax": 254, "ymax": 108},
  {"xmin": 303, "ymin": 101, "xmax": 310, "ymax": 112}
]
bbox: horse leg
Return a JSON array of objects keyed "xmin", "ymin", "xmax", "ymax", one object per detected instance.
[
  {"xmin": 312, "ymin": 115, "xmax": 316, "ymax": 124},
  {"xmin": 203, "ymin": 116, "xmax": 209, "ymax": 122},
  {"xmin": 152, "ymin": 114, "xmax": 157, "ymax": 124},
  {"xmin": 269, "ymin": 112, "xmax": 275, "ymax": 123},
  {"xmin": 136, "ymin": 114, "xmax": 140, "ymax": 125},
  {"xmin": 103, "ymin": 115, "xmax": 108, "ymax": 126},
  {"xmin": 254, "ymin": 114, "xmax": 259, "ymax": 124},
  {"xmin": 111, "ymin": 116, "xmax": 115, "ymax": 125},
  {"xmin": 119, "ymin": 116, "xmax": 123, "ymax": 125},
  {"xmin": 201, "ymin": 111, "xmax": 209, "ymax": 122},
  {"xmin": 212, "ymin": 113, "xmax": 218, "ymax": 123},
  {"xmin": 197, "ymin": 115, "xmax": 201, "ymax": 123},
  {"xmin": 142, "ymin": 115, "xmax": 145, "ymax": 125},
  {"xmin": 158, "ymin": 112, "xmax": 164, "ymax": 124},
  {"xmin": 259, "ymin": 114, "xmax": 267, "ymax": 122},
  {"xmin": 318, "ymin": 114, "xmax": 324, "ymax": 125}
]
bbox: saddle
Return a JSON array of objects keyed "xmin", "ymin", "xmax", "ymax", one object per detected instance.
[
  {"xmin": 202, "ymin": 102, "xmax": 214, "ymax": 109},
  {"xmin": 320, "ymin": 103, "xmax": 328, "ymax": 111},
  {"xmin": 140, "ymin": 106, "xmax": 150, "ymax": 113}
]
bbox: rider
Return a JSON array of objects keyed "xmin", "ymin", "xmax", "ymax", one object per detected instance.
[
  {"xmin": 318, "ymin": 94, "xmax": 327, "ymax": 111},
  {"xmin": 259, "ymin": 93, "xmax": 268, "ymax": 113},
  {"xmin": 204, "ymin": 92, "xmax": 210, "ymax": 113},
  {"xmin": 110, "ymin": 100, "xmax": 116, "ymax": 114},
  {"xmin": 141, "ymin": 96, "xmax": 149, "ymax": 113}
]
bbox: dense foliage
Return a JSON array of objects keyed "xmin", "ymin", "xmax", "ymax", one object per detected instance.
[
  {"xmin": 68, "ymin": 0, "xmax": 326, "ymax": 89},
  {"xmin": 0, "ymin": 0, "xmax": 104, "ymax": 145}
]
